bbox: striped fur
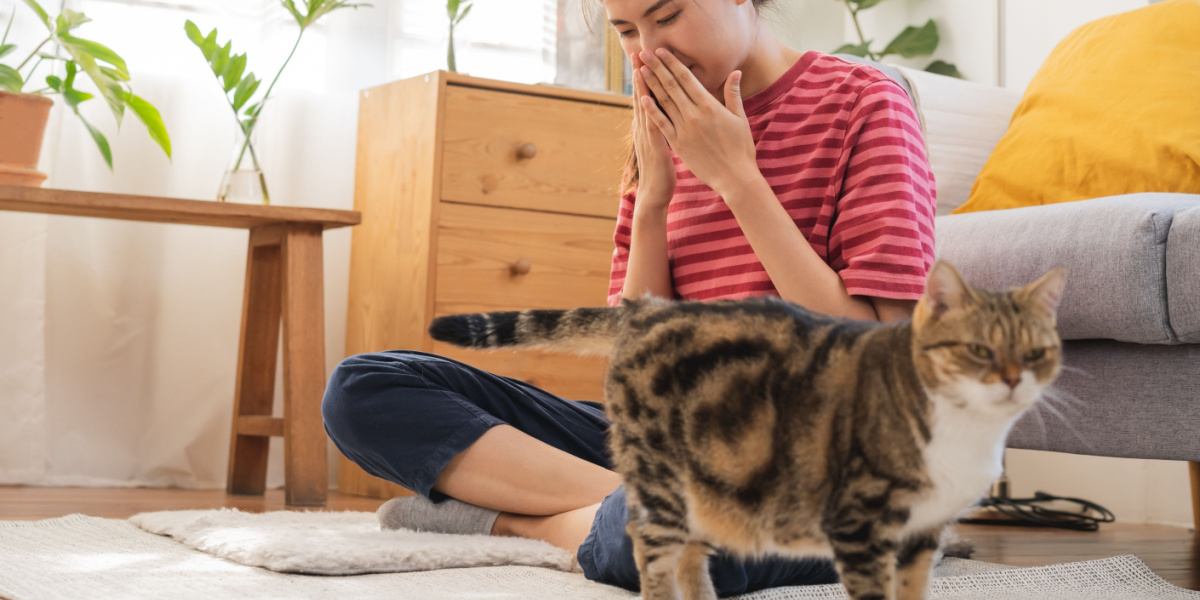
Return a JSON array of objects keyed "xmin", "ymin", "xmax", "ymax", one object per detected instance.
[{"xmin": 429, "ymin": 260, "xmax": 1066, "ymax": 600}]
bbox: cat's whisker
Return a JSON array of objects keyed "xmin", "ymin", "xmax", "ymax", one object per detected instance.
[
  {"xmin": 1041, "ymin": 385, "xmax": 1088, "ymax": 411},
  {"xmin": 1039, "ymin": 391, "xmax": 1084, "ymax": 416},
  {"xmin": 1036, "ymin": 400, "xmax": 1097, "ymax": 454}
]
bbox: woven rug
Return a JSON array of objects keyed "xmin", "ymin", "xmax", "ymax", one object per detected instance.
[{"xmin": 0, "ymin": 511, "xmax": 1195, "ymax": 600}]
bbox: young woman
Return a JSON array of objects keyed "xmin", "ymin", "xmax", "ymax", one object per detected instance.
[{"xmin": 322, "ymin": 0, "xmax": 936, "ymax": 594}]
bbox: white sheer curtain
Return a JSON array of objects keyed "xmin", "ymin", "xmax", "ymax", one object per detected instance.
[{"xmin": 0, "ymin": 0, "xmax": 560, "ymax": 489}]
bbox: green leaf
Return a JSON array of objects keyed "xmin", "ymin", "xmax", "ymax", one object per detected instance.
[
  {"xmin": 881, "ymin": 19, "xmax": 938, "ymax": 58},
  {"xmin": 833, "ymin": 41, "xmax": 872, "ymax": 58},
  {"xmin": 925, "ymin": 59, "xmax": 962, "ymax": 79},
  {"xmin": 446, "ymin": 0, "xmax": 460, "ymax": 20},
  {"xmin": 0, "ymin": 64, "xmax": 23, "ymax": 92},
  {"xmin": 76, "ymin": 111, "xmax": 114, "ymax": 169},
  {"xmin": 242, "ymin": 101, "xmax": 261, "ymax": 119},
  {"xmin": 0, "ymin": 44, "xmax": 15, "ymax": 60},
  {"xmin": 21, "ymin": 0, "xmax": 51, "ymax": 29},
  {"xmin": 100, "ymin": 65, "xmax": 129, "ymax": 82},
  {"xmin": 849, "ymin": 0, "xmax": 885, "ymax": 10},
  {"xmin": 454, "ymin": 2, "xmax": 472, "ymax": 25},
  {"xmin": 60, "ymin": 34, "xmax": 130, "ymax": 79},
  {"xmin": 125, "ymin": 91, "xmax": 172, "ymax": 159},
  {"xmin": 184, "ymin": 20, "xmax": 205, "ymax": 49},
  {"xmin": 44, "ymin": 74, "xmax": 61, "ymax": 91},
  {"xmin": 233, "ymin": 74, "xmax": 260, "ymax": 111},
  {"xmin": 211, "ymin": 41, "xmax": 231, "ymax": 78},
  {"xmin": 281, "ymin": 0, "xmax": 306, "ymax": 27},
  {"xmin": 54, "ymin": 9, "xmax": 90, "ymax": 35},
  {"xmin": 55, "ymin": 38, "xmax": 126, "ymax": 121},
  {"xmin": 223, "ymin": 53, "xmax": 246, "ymax": 93},
  {"xmin": 202, "ymin": 28, "xmax": 218, "ymax": 61}
]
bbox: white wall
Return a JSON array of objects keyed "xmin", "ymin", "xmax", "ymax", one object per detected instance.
[{"xmin": 771, "ymin": 0, "xmax": 1193, "ymax": 529}]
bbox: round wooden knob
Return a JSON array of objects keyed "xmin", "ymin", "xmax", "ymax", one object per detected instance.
[
  {"xmin": 509, "ymin": 258, "xmax": 533, "ymax": 276},
  {"xmin": 515, "ymin": 143, "xmax": 538, "ymax": 161}
]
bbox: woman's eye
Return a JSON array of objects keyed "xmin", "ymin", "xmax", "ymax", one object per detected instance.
[
  {"xmin": 657, "ymin": 11, "xmax": 681, "ymax": 25},
  {"xmin": 967, "ymin": 344, "xmax": 993, "ymax": 360},
  {"xmin": 1024, "ymin": 348, "xmax": 1046, "ymax": 362},
  {"xmin": 618, "ymin": 29, "xmax": 635, "ymax": 38}
]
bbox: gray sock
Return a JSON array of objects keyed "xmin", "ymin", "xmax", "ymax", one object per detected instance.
[{"xmin": 376, "ymin": 495, "xmax": 500, "ymax": 535}]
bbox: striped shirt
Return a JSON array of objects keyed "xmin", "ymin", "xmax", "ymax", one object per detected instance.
[{"xmin": 606, "ymin": 51, "xmax": 936, "ymax": 308}]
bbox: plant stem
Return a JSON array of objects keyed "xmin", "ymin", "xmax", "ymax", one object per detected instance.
[
  {"xmin": 24, "ymin": 56, "xmax": 43, "ymax": 86},
  {"xmin": 842, "ymin": 0, "xmax": 879, "ymax": 61},
  {"xmin": 16, "ymin": 36, "xmax": 51, "ymax": 71},
  {"xmin": 231, "ymin": 27, "xmax": 305, "ymax": 172}
]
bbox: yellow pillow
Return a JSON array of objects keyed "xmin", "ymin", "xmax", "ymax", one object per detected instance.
[{"xmin": 954, "ymin": 0, "xmax": 1200, "ymax": 214}]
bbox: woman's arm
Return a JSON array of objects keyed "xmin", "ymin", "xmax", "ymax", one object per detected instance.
[
  {"xmin": 723, "ymin": 175, "xmax": 880, "ymax": 321},
  {"xmin": 620, "ymin": 197, "xmax": 674, "ymax": 302}
]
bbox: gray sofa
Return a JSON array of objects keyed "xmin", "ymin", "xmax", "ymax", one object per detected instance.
[
  {"xmin": 936, "ymin": 195, "xmax": 1200, "ymax": 465},
  {"xmin": 843, "ymin": 54, "xmax": 1200, "ymax": 526}
]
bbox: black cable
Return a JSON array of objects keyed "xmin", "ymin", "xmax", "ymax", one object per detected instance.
[{"xmin": 957, "ymin": 490, "xmax": 1115, "ymax": 531}]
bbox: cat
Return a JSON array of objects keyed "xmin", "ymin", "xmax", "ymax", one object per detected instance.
[{"xmin": 428, "ymin": 260, "xmax": 1066, "ymax": 600}]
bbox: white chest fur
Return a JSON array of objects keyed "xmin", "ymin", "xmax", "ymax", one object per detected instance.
[{"xmin": 904, "ymin": 401, "xmax": 1013, "ymax": 534}]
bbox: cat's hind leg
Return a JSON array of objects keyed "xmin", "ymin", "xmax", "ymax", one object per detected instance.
[{"xmin": 627, "ymin": 518, "xmax": 685, "ymax": 600}]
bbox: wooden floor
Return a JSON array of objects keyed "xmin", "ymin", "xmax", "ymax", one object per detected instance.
[{"xmin": 1, "ymin": 486, "xmax": 1196, "ymax": 591}]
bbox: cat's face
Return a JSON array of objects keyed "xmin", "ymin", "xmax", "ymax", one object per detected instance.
[{"xmin": 911, "ymin": 261, "xmax": 1067, "ymax": 419}]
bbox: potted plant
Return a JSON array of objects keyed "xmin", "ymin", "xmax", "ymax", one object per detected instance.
[
  {"xmin": 0, "ymin": 0, "xmax": 171, "ymax": 186},
  {"xmin": 833, "ymin": 0, "xmax": 962, "ymax": 78},
  {"xmin": 185, "ymin": 0, "xmax": 369, "ymax": 205}
]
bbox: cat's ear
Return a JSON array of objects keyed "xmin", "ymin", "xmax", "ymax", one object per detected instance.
[
  {"xmin": 921, "ymin": 260, "xmax": 972, "ymax": 319},
  {"xmin": 1017, "ymin": 266, "xmax": 1067, "ymax": 318}
]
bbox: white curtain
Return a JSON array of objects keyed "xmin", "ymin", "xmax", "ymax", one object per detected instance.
[{"xmin": 0, "ymin": 0, "xmax": 560, "ymax": 489}]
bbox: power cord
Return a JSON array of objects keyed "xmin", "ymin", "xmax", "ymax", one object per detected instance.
[{"xmin": 956, "ymin": 466, "xmax": 1116, "ymax": 532}]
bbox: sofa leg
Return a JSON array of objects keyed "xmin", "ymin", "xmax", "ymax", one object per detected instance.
[{"xmin": 1191, "ymin": 461, "xmax": 1200, "ymax": 533}]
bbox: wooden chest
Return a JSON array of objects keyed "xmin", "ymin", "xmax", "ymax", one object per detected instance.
[{"xmin": 339, "ymin": 71, "xmax": 631, "ymax": 498}]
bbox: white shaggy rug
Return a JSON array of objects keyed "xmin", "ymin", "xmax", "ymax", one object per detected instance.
[{"xmin": 0, "ymin": 511, "xmax": 1197, "ymax": 600}]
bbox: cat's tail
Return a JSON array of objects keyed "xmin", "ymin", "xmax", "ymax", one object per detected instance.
[{"xmin": 428, "ymin": 305, "xmax": 629, "ymax": 357}]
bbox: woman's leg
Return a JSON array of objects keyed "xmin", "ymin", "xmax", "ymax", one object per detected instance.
[
  {"xmin": 436, "ymin": 425, "xmax": 620, "ymax": 516},
  {"xmin": 322, "ymin": 350, "xmax": 619, "ymax": 519}
]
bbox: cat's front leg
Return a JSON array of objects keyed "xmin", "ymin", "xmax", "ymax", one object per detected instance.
[
  {"xmin": 676, "ymin": 541, "xmax": 718, "ymax": 600},
  {"xmin": 895, "ymin": 530, "xmax": 940, "ymax": 600},
  {"xmin": 830, "ymin": 536, "xmax": 899, "ymax": 600}
]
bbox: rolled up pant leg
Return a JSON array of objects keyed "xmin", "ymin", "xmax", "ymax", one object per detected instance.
[{"xmin": 321, "ymin": 350, "xmax": 611, "ymax": 501}]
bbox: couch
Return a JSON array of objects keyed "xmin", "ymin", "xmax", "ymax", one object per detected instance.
[{"xmin": 871, "ymin": 63, "xmax": 1200, "ymax": 529}]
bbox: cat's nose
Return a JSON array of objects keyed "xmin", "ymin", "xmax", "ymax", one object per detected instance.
[{"xmin": 1001, "ymin": 364, "xmax": 1022, "ymax": 388}]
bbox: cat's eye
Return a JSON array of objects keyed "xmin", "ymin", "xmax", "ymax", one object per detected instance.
[
  {"xmin": 1024, "ymin": 348, "xmax": 1046, "ymax": 362},
  {"xmin": 967, "ymin": 344, "xmax": 994, "ymax": 361}
]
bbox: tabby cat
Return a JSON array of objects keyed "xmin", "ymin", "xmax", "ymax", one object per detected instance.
[{"xmin": 428, "ymin": 260, "xmax": 1066, "ymax": 600}]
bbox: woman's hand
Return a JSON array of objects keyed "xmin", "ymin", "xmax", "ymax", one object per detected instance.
[
  {"xmin": 637, "ymin": 48, "xmax": 760, "ymax": 199},
  {"xmin": 631, "ymin": 52, "xmax": 677, "ymax": 211}
]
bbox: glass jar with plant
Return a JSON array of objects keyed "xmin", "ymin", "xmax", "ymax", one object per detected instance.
[
  {"xmin": 0, "ymin": 0, "xmax": 171, "ymax": 186},
  {"xmin": 185, "ymin": 0, "xmax": 368, "ymax": 205}
]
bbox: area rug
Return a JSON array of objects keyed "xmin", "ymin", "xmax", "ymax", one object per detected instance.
[{"xmin": 1, "ymin": 512, "xmax": 1196, "ymax": 600}]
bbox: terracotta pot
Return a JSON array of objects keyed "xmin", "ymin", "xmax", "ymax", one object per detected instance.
[{"xmin": 0, "ymin": 91, "xmax": 54, "ymax": 187}]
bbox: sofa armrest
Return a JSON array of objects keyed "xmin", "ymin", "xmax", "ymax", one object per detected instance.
[{"xmin": 935, "ymin": 193, "xmax": 1200, "ymax": 344}]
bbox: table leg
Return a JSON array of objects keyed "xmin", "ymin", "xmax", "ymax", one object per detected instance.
[
  {"xmin": 227, "ymin": 225, "xmax": 283, "ymax": 496},
  {"xmin": 281, "ymin": 223, "xmax": 328, "ymax": 507}
]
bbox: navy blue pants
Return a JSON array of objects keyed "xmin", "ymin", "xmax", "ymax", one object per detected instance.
[{"xmin": 321, "ymin": 350, "xmax": 839, "ymax": 595}]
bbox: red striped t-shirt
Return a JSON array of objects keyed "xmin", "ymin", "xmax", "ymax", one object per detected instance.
[{"xmin": 606, "ymin": 51, "xmax": 936, "ymax": 308}]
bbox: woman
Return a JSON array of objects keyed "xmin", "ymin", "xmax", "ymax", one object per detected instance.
[{"xmin": 322, "ymin": 0, "xmax": 935, "ymax": 594}]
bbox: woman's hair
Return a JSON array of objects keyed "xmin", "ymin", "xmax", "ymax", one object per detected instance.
[{"xmin": 603, "ymin": 0, "xmax": 776, "ymax": 195}]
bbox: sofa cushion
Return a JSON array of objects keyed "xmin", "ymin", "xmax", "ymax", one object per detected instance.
[
  {"xmin": 896, "ymin": 66, "xmax": 1021, "ymax": 216},
  {"xmin": 953, "ymin": 0, "xmax": 1200, "ymax": 214},
  {"xmin": 1167, "ymin": 205, "xmax": 1200, "ymax": 342},
  {"xmin": 935, "ymin": 193, "xmax": 1200, "ymax": 344}
]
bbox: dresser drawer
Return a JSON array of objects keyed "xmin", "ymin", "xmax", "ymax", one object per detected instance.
[
  {"xmin": 433, "ymin": 202, "xmax": 614, "ymax": 312},
  {"xmin": 440, "ymin": 85, "xmax": 629, "ymax": 219}
]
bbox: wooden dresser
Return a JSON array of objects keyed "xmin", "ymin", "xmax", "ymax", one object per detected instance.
[{"xmin": 339, "ymin": 71, "xmax": 631, "ymax": 498}]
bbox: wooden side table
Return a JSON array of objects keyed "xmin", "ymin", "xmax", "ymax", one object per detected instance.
[{"xmin": 0, "ymin": 185, "xmax": 360, "ymax": 506}]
